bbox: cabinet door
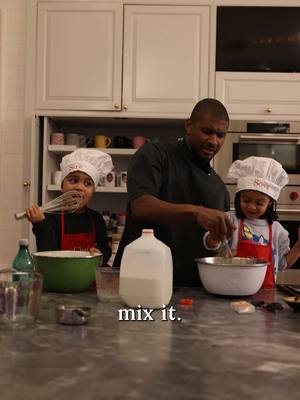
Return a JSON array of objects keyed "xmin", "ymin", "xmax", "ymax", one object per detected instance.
[
  {"xmin": 36, "ymin": 2, "xmax": 123, "ymax": 111},
  {"xmin": 216, "ymin": 72, "xmax": 300, "ymax": 120},
  {"xmin": 123, "ymin": 5, "xmax": 210, "ymax": 114}
]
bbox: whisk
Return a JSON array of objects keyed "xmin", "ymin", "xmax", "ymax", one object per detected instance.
[
  {"xmin": 218, "ymin": 239, "xmax": 233, "ymax": 258},
  {"xmin": 15, "ymin": 191, "xmax": 83, "ymax": 220}
]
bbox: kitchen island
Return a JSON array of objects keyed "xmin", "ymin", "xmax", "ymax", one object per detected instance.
[{"xmin": 0, "ymin": 288, "xmax": 300, "ymax": 400}]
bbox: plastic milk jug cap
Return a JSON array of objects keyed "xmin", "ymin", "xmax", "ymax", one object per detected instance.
[{"xmin": 142, "ymin": 229, "xmax": 154, "ymax": 235}]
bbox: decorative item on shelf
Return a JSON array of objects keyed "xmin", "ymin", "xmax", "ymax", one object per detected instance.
[
  {"xmin": 120, "ymin": 171, "xmax": 127, "ymax": 187},
  {"xmin": 117, "ymin": 212, "xmax": 126, "ymax": 226},
  {"xmin": 65, "ymin": 134, "xmax": 94, "ymax": 148},
  {"xmin": 109, "ymin": 213, "xmax": 118, "ymax": 233},
  {"xmin": 115, "ymin": 174, "xmax": 121, "ymax": 187},
  {"xmin": 65, "ymin": 133, "xmax": 81, "ymax": 146},
  {"xmin": 94, "ymin": 135, "xmax": 111, "ymax": 149},
  {"xmin": 104, "ymin": 171, "xmax": 115, "ymax": 187},
  {"xmin": 112, "ymin": 136, "xmax": 132, "ymax": 149},
  {"xmin": 50, "ymin": 132, "xmax": 65, "ymax": 145},
  {"xmin": 52, "ymin": 170, "xmax": 62, "ymax": 186},
  {"xmin": 102, "ymin": 210, "xmax": 110, "ymax": 229},
  {"xmin": 132, "ymin": 135, "xmax": 150, "ymax": 149},
  {"xmin": 111, "ymin": 231, "xmax": 122, "ymax": 254}
]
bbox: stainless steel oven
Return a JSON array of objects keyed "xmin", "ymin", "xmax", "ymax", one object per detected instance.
[{"xmin": 215, "ymin": 131, "xmax": 300, "ymax": 185}]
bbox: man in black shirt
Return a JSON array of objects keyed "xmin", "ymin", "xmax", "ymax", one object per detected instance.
[{"xmin": 113, "ymin": 98, "xmax": 234, "ymax": 286}]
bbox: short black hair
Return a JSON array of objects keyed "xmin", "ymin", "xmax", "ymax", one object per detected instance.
[
  {"xmin": 234, "ymin": 191, "xmax": 278, "ymax": 224},
  {"xmin": 190, "ymin": 98, "xmax": 229, "ymax": 124}
]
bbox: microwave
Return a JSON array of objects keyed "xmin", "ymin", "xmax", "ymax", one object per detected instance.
[{"xmin": 214, "ymin": 132, "xmax": 300, "ymax": 186}]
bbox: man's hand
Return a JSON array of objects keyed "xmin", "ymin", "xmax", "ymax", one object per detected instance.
[
  {"xmin": 195, "ymin": 207, "xmax": 235, "ymax": 241},
  {"xmin": 89, "ymin": 247, "xmax": 101, "ymax": 256},
  {"xmin": 25, "ymin": 206, "xmax": 45, "ymax": 223}
]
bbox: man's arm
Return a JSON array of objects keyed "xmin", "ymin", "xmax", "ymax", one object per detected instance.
[{"xmin": 131, "ymin": 194, "xmax": 234, "ymax": 239}]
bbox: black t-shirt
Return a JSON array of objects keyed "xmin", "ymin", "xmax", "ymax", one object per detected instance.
[
  {"xmin": 32, "ymin": 208, "xmax": 111, "ymax": 263},
  {"xmin": 113, "ymin": 138, "xmax": 230, "ymax": 287}
]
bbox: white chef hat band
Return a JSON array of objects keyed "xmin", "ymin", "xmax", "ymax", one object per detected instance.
[
  {"xmin": 61, "ymin": 161, "xmax": 99, "ymax": 186},
  {"xmin": 236, "ymin": 176, "xmax": 281, "ymax": 201}
]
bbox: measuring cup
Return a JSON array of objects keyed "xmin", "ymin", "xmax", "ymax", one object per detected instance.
[{"xmin": 0, "ymin": 269, "xmax": 43, "ymax": 323}]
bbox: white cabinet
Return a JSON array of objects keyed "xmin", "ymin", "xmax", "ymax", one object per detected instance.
[
  {"xmin": 36, "ymin": 2, "xmax": 210, "ymax": 115},
  {"xmin": 215, "ymin": 72, "xmax": 300, "ymax": 120},
  {"xmin": 36, "ymin": 2, "xmax": 123, "ymax": 111},
  {"xmin": 122, "ymin": 5, "xmax": 210, "ymax": 115}
]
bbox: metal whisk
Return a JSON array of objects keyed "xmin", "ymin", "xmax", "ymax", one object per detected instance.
[
  {"xmin": 15, "ymin": 191, "xmax": 83, "ymax": 220},
  {"xmin": 218, "ymin": 239, "xmax": 233, "ymax": 258}
]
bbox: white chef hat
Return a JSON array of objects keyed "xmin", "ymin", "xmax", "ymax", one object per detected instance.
[
  {"xmin": 227, "ymin": 156, "xmax": 289, "ymax": 200},
  {"xmin": 60, "ymin": 148, "xmax": 113, "ymax": 186}
]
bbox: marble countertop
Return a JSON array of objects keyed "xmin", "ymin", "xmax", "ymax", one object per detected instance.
[{"xmin": 1, "ymin": 288, "xmax": 300, "ymax": 400}]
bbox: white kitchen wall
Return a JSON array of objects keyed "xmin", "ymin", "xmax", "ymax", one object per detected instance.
[{"xmin": 0, "ymin": 0, "xmax": 26, "ymax": 266}]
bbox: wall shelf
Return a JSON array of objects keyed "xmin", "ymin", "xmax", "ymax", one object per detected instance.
[
  {"xmin": 48, "ymin": 144, "xmax": 77, "ymax": 154},
  {"xmin": 47, "ymin": 184, "xmax": 127, "ymax": 193},
  {"xmin": 48, "ymin": 145, "xmax": 136, "ymax": 156}
]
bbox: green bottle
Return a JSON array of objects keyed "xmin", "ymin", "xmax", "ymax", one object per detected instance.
[{"xmin": 12, "ymin": 239, "xmax": 34, "ymax": 279}]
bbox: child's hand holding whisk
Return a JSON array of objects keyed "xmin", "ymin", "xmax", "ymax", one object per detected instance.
[{"xmin": 25, "ymin": 206, "xmax": 45, "ymax": 223}]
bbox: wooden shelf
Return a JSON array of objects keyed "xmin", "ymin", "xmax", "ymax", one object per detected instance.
[
  {"xmin": 96, "ymin": 186, "xmax": 127, "ymax": 193},
  {"xmin": 47, "ymin": 184, "xmax": 127, "ymax": 193},
  {"xmin": 103, "ymin": 148, "xmax": 136, "ymax": 155},
  {"xmin": 48, "ymin": 144, "xmax": 78, "ymax": 153},
  {"xmin": 48, "ymin": 145, "xmax": 136, "ymax": 156}
]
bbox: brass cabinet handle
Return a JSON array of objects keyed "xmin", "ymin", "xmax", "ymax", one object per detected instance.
[
  {"xmin": 266, "ymin": 107, "xmax": 272, "ymax": 113},
  {"xmin": 114, "ymin": 103, "xmax": 120, "ymax": 110},
  {"xmin": 123, "ymin": 104, "xmax": 128, "ymax": 111},
  {"xmin": 23, "ymin": 181, "xmax": 31, "ymax": 188}
]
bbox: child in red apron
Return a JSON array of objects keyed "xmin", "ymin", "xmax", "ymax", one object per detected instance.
[
  {"xmin": 25, "ymin": 148, "xmax": 113, "ymax": 264},
  {"xmin": 204, "ymin": 156, "xmax": 300, "ymax": 289}
]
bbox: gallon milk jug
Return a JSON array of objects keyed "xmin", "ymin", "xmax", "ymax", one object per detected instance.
[{"xmin": 119, "ymin": 229, "xmax": 173, "ymax": 308}]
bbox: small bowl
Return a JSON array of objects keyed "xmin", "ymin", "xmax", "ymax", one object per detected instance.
[
  {"xmin": 283, "ymin": 296, "xmax": 300, "ymax": 312},
  {"xmin": 55, "ymin": 305, "xmax": 91, "ymax": 325}
]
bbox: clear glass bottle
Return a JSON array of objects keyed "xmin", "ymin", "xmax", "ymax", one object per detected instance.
[{"xmin": 12, "ymin": 239, "xmax": 34, "ymax": 279}]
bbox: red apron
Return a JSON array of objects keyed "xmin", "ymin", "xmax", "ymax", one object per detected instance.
[
  {"xmin": 61, "ymin": 210, "xmax": 96, "ymax": 251},
  {"xmin": 236, "ymin": 220, "xmax": 275, "ymax": 289}
]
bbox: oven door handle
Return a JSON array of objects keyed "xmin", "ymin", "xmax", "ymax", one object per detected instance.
[
  {"xmin": 239, "ymin": 134, "xmax": 300, "ymax": 142},
  {"xmin": 277, "ymin": 208, "xmax": 300, "ymax": 214}
]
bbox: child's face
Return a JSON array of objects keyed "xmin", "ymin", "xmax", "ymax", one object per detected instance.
[
  {"xmin": 239, "ymin": 190, "xmax": 272, "ymax": 220},
  {"xmin": 62, "ymin": 171, "xmax": 95, "ymax": 211}
]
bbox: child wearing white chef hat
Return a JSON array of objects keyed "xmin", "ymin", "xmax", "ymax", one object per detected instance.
[
  {"xmin": 204, "ymin": 156, "xmax": 300, "ymax": 288},
  {"xmin": 26, "ymin": 148, "xmax": 113, "ymax": 263}
]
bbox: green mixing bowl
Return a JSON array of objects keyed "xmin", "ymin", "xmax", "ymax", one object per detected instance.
[{"xmin": 32, "ymin": 250, "xmax": 103, "ymax": 293}]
